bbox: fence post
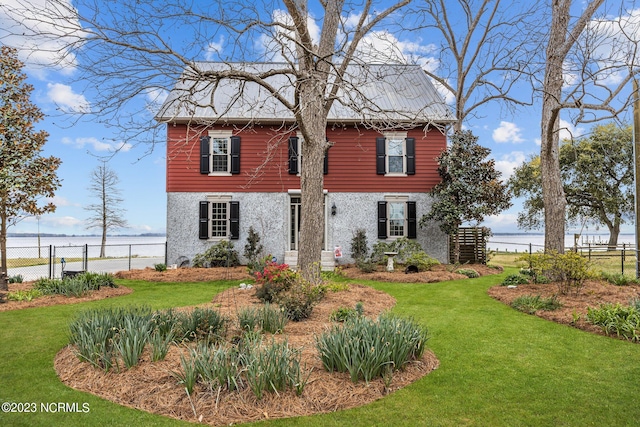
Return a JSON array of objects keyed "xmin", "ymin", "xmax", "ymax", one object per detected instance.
[
  {"xmin": 84, "ymin": 244, "xmax": 88, "ymax": 271},
  {"xmin": 165, "ymin": 241, "xmax": 168, "ymax": 266},
  {"xmin": 48, "ymin": 245, "xmax": 53, "ymax": 279},
  {"xmin": 128, "ymin": 245, "xmax": 132, "ymax": 271},
  {"xmin": 622, "ymin": 244, "xmax": 625, "ymax": 276}
]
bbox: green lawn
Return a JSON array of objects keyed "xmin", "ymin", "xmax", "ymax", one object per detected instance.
[{"xmin": 1, "ymin": 272, "xmax": 639, "ymax": 426}]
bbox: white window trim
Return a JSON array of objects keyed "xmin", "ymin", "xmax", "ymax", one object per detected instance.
[
  {"xmin": 207, "ymin": 130, "xmax": 233, "ymax": 176},
  {"xmin": 205, "ymin": 194, "xmax": 232, "ymax": 241},
  {"xmin": 295, "ymin": 132, "xmax": 303, "ymax": 176},
  {"xmin": 384, "ymin": 131, "xmax": 408, "ymax": 176},
  {"xmin": 287, "ymin": 190, "xmax": 329, "ymax": 251},
  {"xmin": 384, "ymin": 195, "xmax": 409, "ymax": 239}
]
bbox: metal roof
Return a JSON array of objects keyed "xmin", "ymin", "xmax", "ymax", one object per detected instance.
[{"xmin": 156, "ymin": 62, "xmax": 455, "ymax": 125}]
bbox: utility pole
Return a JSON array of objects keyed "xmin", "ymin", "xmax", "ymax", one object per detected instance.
[{"xmin": 634, "ymin": 78, "xmax": 640, "ymax": 278}]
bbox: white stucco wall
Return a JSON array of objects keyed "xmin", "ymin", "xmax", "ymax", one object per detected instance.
[{"xmin": 166, "ymin": 192, "xmax": 448, "ymax": 266}]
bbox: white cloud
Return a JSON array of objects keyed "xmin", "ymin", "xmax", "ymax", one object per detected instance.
[
  {"xmin": 0, "ymin": 0, "xmax": 83, "ymax": 77},
  {"xmin": 61, "ymin": 137, "xmax": 132, "ymax": 153},
  {"xmin": 43, "ymin": 215, "xmax": 84, "ymax": 228},
  {"xmin": 256, "ymin": 9, "xmax": 321, "ymax": 61},
  {"xmin": 494, "ymin": 151, "xmax": 526, "ymax": 180},
  {"xmin": 558, "ymin": 119, "xmax": 586, "ymax": 141},
  {"xmin": 47, "ymin": 195, "xmax": 81, "ymax": 208},
  {"xmin": 46, "ymin": 83, "xmax": 90, "ymax": 113},
  {"xmin": 205, "ymin": 35, "xmax": 226, "ymax": 61},
  {"xmin": 492, "ymin": 121, "xmax": 524, "ymax": 144}
]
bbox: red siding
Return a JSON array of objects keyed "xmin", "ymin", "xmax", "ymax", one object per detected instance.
[{"xmin": 166, "ymin": 124, "xmax": 445, "ymax": 193}]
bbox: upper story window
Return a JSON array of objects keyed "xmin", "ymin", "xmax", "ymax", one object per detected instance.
[
  {"xmin": 376, "ymin": 132, "xmax": 415, "ymax": 176},
  {"xmin": 200, "ymin": 131, "xmax": 241, "ymax": 175},
  {"xmin": 288, "ymin": 135, "xmax": 329, "ymax": 175}
]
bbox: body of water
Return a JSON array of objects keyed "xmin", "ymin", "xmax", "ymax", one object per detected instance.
[
  {"xmin": 5, "ymin": 235, "xmax": 166, "ymax": 258},
  {"xmin": 488, "ymin": 233, "xmax": 636, "ymax": 253}
]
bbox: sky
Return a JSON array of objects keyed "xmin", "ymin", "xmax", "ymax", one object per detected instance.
[{"xmin": 0, "ymin": 0, "xmax": 638, "ymax": 237}]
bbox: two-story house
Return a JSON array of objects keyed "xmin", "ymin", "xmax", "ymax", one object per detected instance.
[{"xmin": 156, "ymin": 62, "xmax": 455, "ymax": 269}]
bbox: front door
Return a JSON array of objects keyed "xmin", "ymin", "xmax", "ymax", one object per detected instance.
[{"xmin": 289, "ymin": 195, "xmax": 326, "ymax": 251}]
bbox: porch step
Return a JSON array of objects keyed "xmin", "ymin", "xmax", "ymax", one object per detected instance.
[{"xmin": 284, "ymin": 251, "xmax": 336, "ymax": 271}]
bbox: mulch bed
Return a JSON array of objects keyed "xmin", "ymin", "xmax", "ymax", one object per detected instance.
[
  {"xmin": 54, "ymin": 283, "xmax": 439, "ymax": 426},
  {"xmin": 487, "ymin": 280, "xmax": 640, "ymax": 337}
]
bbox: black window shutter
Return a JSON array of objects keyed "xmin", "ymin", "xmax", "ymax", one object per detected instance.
[
  {"xmin": 406, "ymin": 138, "xmax": 415, "ymax": 175},
  {"xmin": 377, "ymin": 201, "xmax": 388, "ymax": 239},
  {"xmin": 199, "ymin": 201, "xmax": 209, "ymax": 239},
  {"xmin": 229, "ymin": 201, "xmax": 240, "ymax": 240},
  {"xmin": 323, "ymin": 147, "xmax": 329, "ymax": 175},
  {"xmin": 407, "ymin": 201, "xmax": 417, "ymax": 239},
  {"xmin": 230, "ymin": 136, "xmax": 241, "ymax": 174},
  {"xmin": 200, "ymin": 136, "xmax": 210, "ymax": 174},
  {"xmin": 288, "ymin": 137, "xmax": 299, "ymax": 174},
  {"xmin": 376, "ymin": 137, "xmax": 386, "ymax": 175}
]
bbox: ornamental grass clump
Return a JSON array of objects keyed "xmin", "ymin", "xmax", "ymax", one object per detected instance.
[
  {"xmin": 315, "ymin": 314, "xmax": 429, "ymax": 383},
  {"xmin": 258, "ymin": 302, "xmax": 288, "ymax": 334},
  {"xmin": 510, "ymin": 294, "xmax": 562, "ymax": 314},
  {"xmin": 175, "ymin": 307, "xmax": 227, "ymax": 342},
  {"xmin": 68, "ymin": 306, "xmax": 154, "ymax": 372},
  {"xmin": 586, "ymin": 303, "xmax": 640, "ymax": 342},
  {"xmin": 241, "ymin": 337, "xmax": 305, "ymax": 399}
]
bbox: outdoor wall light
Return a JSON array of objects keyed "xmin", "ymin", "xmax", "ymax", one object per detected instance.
[{"xmin": 331, "ymin": 203, "xmax": 337, "ymax": 216}]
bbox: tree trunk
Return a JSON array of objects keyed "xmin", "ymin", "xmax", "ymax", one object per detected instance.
[
  {"xmin": 540, "ymin": 0, "xmax": 569, "ymax": 254},
  {"xmin": 296, "ymin": 76, "xmax": 329, "ymax": 279},
  {"xmin": 0, "ymin": 210, "xmax": 8, "ymax": 291},
  {"xmin": 606, "ymin": 216, "xmax": 621, "ymax": 251}
]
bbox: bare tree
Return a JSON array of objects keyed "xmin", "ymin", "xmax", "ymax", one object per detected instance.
[
  {"xmin": 540, "ymin": 1, "xmax": 639, "ymax": 253},
  {"xmin": 0, "ymin": 0, "xmax": 427, "ymax": 277},
  {"xmin": 85, "ymin": 162, "xmax": 128, "ymax": 258},
  {"xmin": 413, "ymin": 0, "xmax": 541, "ymax": 131}
]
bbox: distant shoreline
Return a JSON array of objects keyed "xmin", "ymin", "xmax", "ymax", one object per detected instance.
[{"xmin": 7, "ymin": 233, "xmax": 166, "ymax": 238}]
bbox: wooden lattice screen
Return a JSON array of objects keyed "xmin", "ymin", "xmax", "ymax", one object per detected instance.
[{"xmin": 449, "ymin": 227, "xmax": 489, "ymax": 264}]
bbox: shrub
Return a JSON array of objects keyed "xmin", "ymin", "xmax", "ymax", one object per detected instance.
[
  {"xmin": 510, "ymin": 294, "xmax": 562, "ymax": 314},
  {"xmin": 551, "ymin": 251, "xmax": 593, "ymax": 295},
  {"xmin": 587, "ymin": 303, "xmax": 640, "ymax": 342},
  {"xmin": 277, "ymin": 281, "xmax": 326, "ymax": 321},
  {"xmin": 192, "ymin": 240, "xmax": 240, "ymax": 268},
  {"xmin": 501, "ymin": 274, "xmax": 530, "ymax": 286},
  {"xmin": 7, "ymin": 289, "xmax": 42, "ymax": 301},
  {"xmin": 405, "ymin": 251, "xmax": 440, "ymax": 272},
  {"xmin": 355, "ymin": 258, "xmax": 377, "ymax": 273},
  {"xmin": 371, "ymin": 237, "xmax": 424, "ymax": 265},
  {"xmin": 8, "ymin": 274, "xmax": 23, "ymax": 283},
  {"xmin": 600, "ymin": 272, "xmax": 639, "ymax": 286},
  {"xmin": 456, "ymin": 268, "xmax": 479, "ymax": 278},
  {"xmin": 315, "ymin": 313, "xmax": 429, "ymax": 383},
  {"xmin": 244, "ymin": 226, "xmax": 264, "ymax": 273},
  {"xmin": 330, "ymin": 306, "xmax": 358, "ymax": 322},
  {"xmin": 350, "ymin": 228, "xmax": 369, "ymax": 261},
  {"xmin": 154, "ymin": 263, "xmax": 167, "ymax": 272},
  {"xmin": 253, "ymin": 261, "xmax": 299, "ymax": 303}
]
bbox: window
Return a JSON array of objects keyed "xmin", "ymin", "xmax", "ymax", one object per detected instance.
[
  {"xmin": 377, "ymin": 198, "xmax": 417, "ymax": 239},
  {"xmin": 376, "ymin": 133, "xmax": 415, "ymax": 175},
  {"xmin": 199, "ymin": 197, "xmax": 239, "ymax": 240},
  {"xmin": 200, "ymin": 132, "xmax": 240, "ymax": 175},
  {"xmin": 288, "ymin": 136, "xmax": 329, "ymax": 175}
]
